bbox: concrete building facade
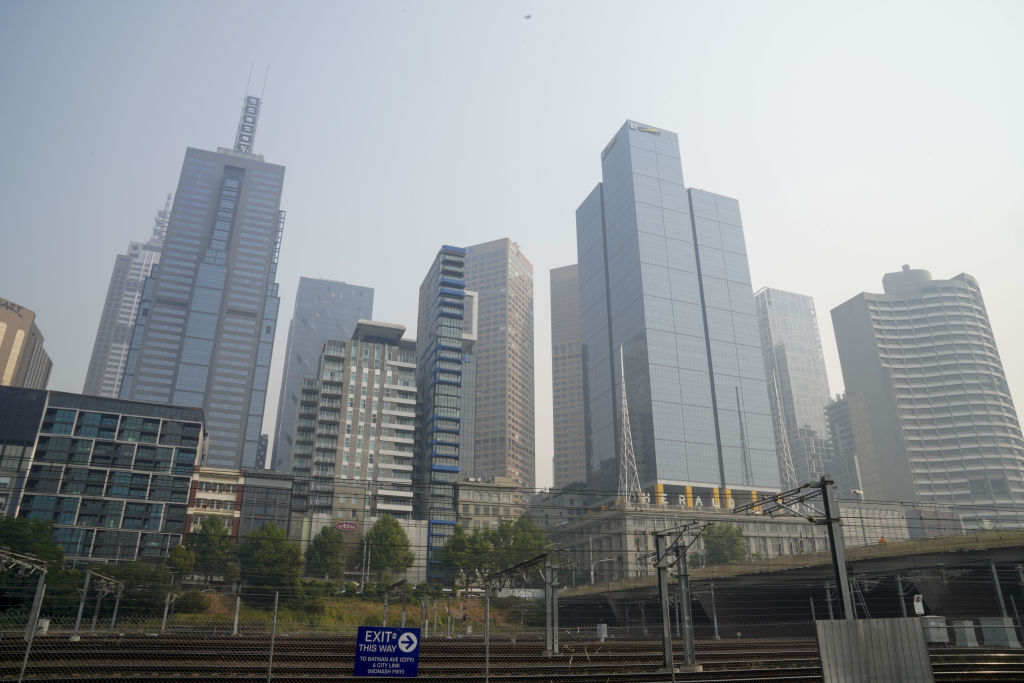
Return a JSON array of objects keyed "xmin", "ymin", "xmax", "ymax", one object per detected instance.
[
  {"xmin": 465, "ymin": 238, "xmax": 535, "ymax": 494},
  {"xmin": 290, "ymin": 323, "xmax": 417, "ymax": 544},
  {"xmin": 831, "ymin": 266, "xmax": 1024, "ymax": 528},
  {"xmin": 83, "ymin": 195, "xmax": 169, "ymax": 397},
  {"xmin": 550, "ymin": 264, "xmax": 586, "ymax": 488},
  {"xmin": 270, "ymin": 277, "xmax": 374, "ymax": 474},
  {"xmin": 0, "ymin": 297, "xmax": 52, "ymax": 390}
]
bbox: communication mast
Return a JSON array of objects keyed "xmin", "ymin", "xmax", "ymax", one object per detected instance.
[{"xmin": 617, "ymin": 346, "xmax": 643, "ymax": 508}]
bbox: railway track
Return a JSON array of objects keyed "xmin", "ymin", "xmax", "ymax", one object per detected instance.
[{"xmin": 0, "ymin": 634, "xmax": 1021, "ymax": 681}]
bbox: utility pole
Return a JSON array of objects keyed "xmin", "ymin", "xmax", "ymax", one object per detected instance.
[{"xmin": 734, "ymin": 475, "xmax": 854, "ymax": 620}]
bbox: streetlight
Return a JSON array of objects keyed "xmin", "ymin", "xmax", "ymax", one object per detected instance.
[
  {"xmin": 590, "ymin": 557, "xmax": 614, "ymax": 585},
  {"xmin": 852, "ymin": 489, "xmax": 867, "ymax": 546}
]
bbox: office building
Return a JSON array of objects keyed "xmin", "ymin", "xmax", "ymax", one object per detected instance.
[
  {"xmin": 824, "ymin": 394, "xmax": 861, "ymax": 495},
  {"xmin": 270, "ymin": 278, "xmax": 374, "ymax": 474},
  {"xmin": 754, "ymin": 288, "xmax": 833, "ymax": 489},
  {"xmin": 83, "ymin": 195, "xmax": 170, "ymax": 397},
  {"xmin": 2, "ymin": 387, "xmax": 203, "ymax": 562},
  {"xmin": 832, "ymin": 265, "xmax": 1024, "ymax": 528},
  {"xmin": 414, "ymin": 246, "xmax": 477, "ymax": 579},
  {"xmin": 119, "ymin": 95, "xmax": 285, "ymax": 470},
  {"xmin": 465, "ymin": 239, "xmax": 534, "ymax": 492},
  {"xmin": 550, "ymin": 264, "xmax": 586, "ymax": 488},
  {"xmin": 456, "ymin": 475, "xmax": 524, "ymax": 531},
  {"xmin": 0, "ymin": 297, "xmax": 52, "ymax": 390},
  {"xmin": 576, "ymin": 120, "xmax": 779, "ymax": 508},
  {"xmin": 290, "ymin": 323, "xmax": 417, "ymax": 542}
]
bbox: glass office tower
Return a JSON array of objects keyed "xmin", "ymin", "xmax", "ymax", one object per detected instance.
[
  {"xmin": 270, "ymin": 277, "xmax": 374, "ymax": 473},
  {"xmin": 576, "ymin": 120, "xmax": 779, "ymax": 508},
  {"xmin": 754, "ymin": 288, "xmax": 833, "ymax": 489},
  {"xmin": 120, "ymin": 96, "xmax": 285, "ymax": 470},
  {"xmin": 414, "ymin": 246, "xmax": 476, "ymax": 580}
]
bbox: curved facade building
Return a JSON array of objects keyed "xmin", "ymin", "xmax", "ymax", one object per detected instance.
[{"xmin": 832, "ymin": 266, "xmax": 1024, "ymax": 528}]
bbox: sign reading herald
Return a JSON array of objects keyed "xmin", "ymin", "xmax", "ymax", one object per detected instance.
[{"xmin": 354, "ymin": 626, "xmax": 420, "ymax": 677}]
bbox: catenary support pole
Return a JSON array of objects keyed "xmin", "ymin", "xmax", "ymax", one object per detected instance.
[
  {"xmin": 810, "ymin": 596, "xmax": 816, "ymax": 621},
  {"xmin": 655, "ymin": 533, "xmax": 675, "ymax": 680},
  {"xmin": 382, "ymin": 593, "xmax": 388, "ymax": 627},
  {"xmin": 89, "ymin": 589, "xmax": 102, "ymax": 633},
  {"xmin": 18, "ymin": 583, "xmax": 45, "ymax": 683},
  {"xmin": 484, "ymin": 584, "xmax": 491, "ymax": 683},
  {"xmin": 544, "ymin": 563, "xmax": 554, "ymax": 656},
  {"xmin": 161, "ymin": 592, "xmax": 173, "ymax": 632},
  {"xmin": 266, "ymin": 591, "xmax": 278, "ymax": 683},
  {"xmin": 897, "ymin": 576, "xmax": 907, "ymax": 618},
  {"xmin": 110, "ymin": 585, "xmax": 122, "ymax": 630},
  {"xmin": 991, "ymin": 561, "xmax": 1008, "ymax": 618},
  {"xmin": 24, "ymin": 574, "xmax": 45, "ymax": 642},
  {"xmin": 1010, "ymin": 595, "xmax": 1024, "ymax": 644},
  {"xmin": 710, "ymin": 581, "xmax": 719, "ymax": 640},
  {"xmin": 678, "ymin": 549, "xmax": 695, "ymax": 668},
  {"xmin": 232, "ymin": 595, "xmax": 241, "ymax": 636},
  {"xmin": 71, "ymin": 567, "xmax": 92, "ymax": 641},
  {"xmin": 826, "ymin": 584, "xmax": 834, "ymax": 620},
  {"xmin": 820, "ymin": 476, "xmax": 855, "ymax": 620}
]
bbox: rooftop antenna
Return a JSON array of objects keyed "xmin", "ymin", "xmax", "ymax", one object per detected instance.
[
  {"xmin": 234, "ymin": 64, "xmax": 261, "ymax": 154},
  {"xmin": 617, "ymin": 345, "xmax": 643, "ymax": 509}
]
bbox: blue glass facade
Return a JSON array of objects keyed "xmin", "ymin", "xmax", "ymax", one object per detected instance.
[
  {"xmin": 414, "ymin": 246, "xmax": 473, "ymax": 581},
  {"xmin": 576, "ymin": 121, "xmax": 780, "ymax": 506},
  {"xmin": 120, "ymin": 147, "xmax": 285, "ymax": 470}
]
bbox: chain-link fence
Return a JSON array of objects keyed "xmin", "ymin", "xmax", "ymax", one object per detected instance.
[{"xmin": 2, "ymin": 588, "xmax": 1023, "ymax": 682}]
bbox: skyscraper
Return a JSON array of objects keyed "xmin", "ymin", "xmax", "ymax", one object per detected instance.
[
  {"xmin": 270, "ymin": 278, "xmax": 374, "ymax": 473},
  {"xmin": 120, "ymin": 95, "xmax": 285, "ymax": 470},
  {"xmin": 414, "ymin": 246, "xmax": 477, "ymax": 579},
  {"xmin": 465, "ymin": 238, "xmax": 535, "ymax": 493},
  {"xmin": 84, "ymin": 195, "xmax": 170, "ymax": 397},
  {"xmin": 292, "ymin": 323, "xmax": 417, "ymax": 540},
  {"xmin": 754, "ymin": 288, "xmax": 833, "ymax": 489},
  {"xmin": 831, "ymin": 265, "xmax": 1024, "ymax": 528},
  {"xmin": 550, "ymin": 264, "xmax": 586, "ymax": 488},
  {"xmin": 0, "ymin": 297, "xmax": 52, "ymax": 390},
  {"xmin": 576, "ymin": 120, "xmax": 779, "ymax": 508},
  {"xmin": 824, "ymin": 394, "xmax": 861, "ymax": 495}
]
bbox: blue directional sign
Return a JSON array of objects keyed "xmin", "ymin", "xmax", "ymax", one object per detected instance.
[{"xmin": 354, "ymin": 626, "xmax": 420, "ymax": 677}]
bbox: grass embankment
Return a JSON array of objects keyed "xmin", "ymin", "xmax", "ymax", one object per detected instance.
[{"xmin": 175, "ymin": 593, "xmax": 542, "ymax": 633}]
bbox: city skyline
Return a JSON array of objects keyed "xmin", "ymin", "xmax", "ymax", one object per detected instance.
[{"xmin": 2, "ymin": 2, "xmax": 1022, "ymax": 492}]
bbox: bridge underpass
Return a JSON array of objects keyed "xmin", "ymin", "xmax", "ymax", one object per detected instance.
[{"xmin": 556, "ymin": 530, "xmax": 1024, "ymax": 631}]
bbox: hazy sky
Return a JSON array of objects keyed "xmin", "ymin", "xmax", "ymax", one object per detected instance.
[{"xmin": 2, "ymin": 1, "xmax": 1021, "ymax": 490}]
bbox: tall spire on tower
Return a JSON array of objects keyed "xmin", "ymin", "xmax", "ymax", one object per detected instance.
[{"xmin": 234, "ymin": 66, "xmax": 268, "ymax": 154}]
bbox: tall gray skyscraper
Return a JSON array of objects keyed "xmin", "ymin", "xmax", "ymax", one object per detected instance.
[
  {"xmin": 550, "ymin": 264, "xmax": 586, "ymax": 488},
  {"xmin": 754, "ymin": 288, "xmax": 833, "ymax": 489},
  {"xmin": 465, "ymin": 238, "xmax": 535, "ymax": 493},
  {"xmin": 120, "ymin": 95, "xmax": 285, "ymax": 470},
  {"xmin": 84, "ymin": 195, "xmax": 170, "ymax": 397},
  {"xmin": 832, "ymin": 266, "xmax": 1024, "ymax": 528},
  {"xmin": 270, "ymin": 277, "xmax": 374, "ymax": 473},
  {"xmin": 576, "ymin": 120, "xmax": 779, "ymax": 509},
  {"xmin": 824, "ymin": 394, "xmax": 861, "ymax": 495}
]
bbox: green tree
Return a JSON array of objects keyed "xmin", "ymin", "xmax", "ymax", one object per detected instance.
[
  {"xmin": 364, "ymin": 515, "xmax": 414, "ymax": 580},
  {"xmin": 701, "ymin": 523, "xmax": 747, "ymax": 565},
  {"xmin": 0, "ymin": 517, "xmax": 64, "ymax": 570},
  {"xmin": 305, "ymin": 525, "xmax": 350, "ymax": 579},
  {"xmin": 185, "ymin": 516, "xmax": 237, "ymax": 584},
  {"xmin": 166, "ymin": 544, "xmax": 196, "ymax": 585},
  {"xmin": 238, "ymin": 523, "xmax": 303, "ymax": 607},
  {"xmin": 435, "ymin": 525, "xmax": 491, "ymax": 590},
  {"xmin": 105, "ymin": 561, "xmax": 174, "ymax": 616},
  {"xmin": 487, "ymin": 516, "xmax": 548, "ymax": 574}
]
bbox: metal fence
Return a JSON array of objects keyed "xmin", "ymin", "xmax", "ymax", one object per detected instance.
[{"xmin": 1, "ymin": 592, "xmax": 1023, "ymax": 682}]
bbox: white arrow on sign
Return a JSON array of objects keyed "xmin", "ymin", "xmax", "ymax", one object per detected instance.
[{"xmin": 398, "ymin": 632, "xmax": 418, "ymax": 653}]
